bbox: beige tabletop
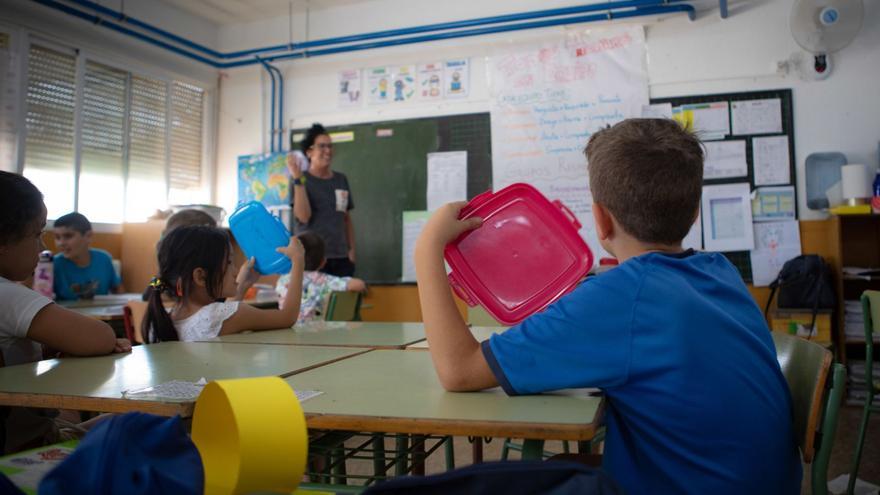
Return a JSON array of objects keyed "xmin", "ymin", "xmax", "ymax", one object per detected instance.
[
  {"xmin": 67, "ymin": 304, "xmax": 126, "ymax": 321},
  {"xmin": 56, "ymin": 293, "xmax": 143, "ymax": 309},
  {"xmin": 406, "ymin": 326, "xmax": 508, "ymax": 349},
  {"xmin": 0, "ymin": 342, "xmax": 367, "ymax": 417},
  {"xmin": 203, "ymin": 321, "xmax": 427, "ymax": 349},
  {"xmin": 287, "ymin": 349, "xmax": 603, "ymax": 441}
]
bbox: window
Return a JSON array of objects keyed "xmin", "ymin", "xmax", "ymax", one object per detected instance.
[{"xmin": 22, "ymin": 42, "xmax": 207, "ymax": 223}]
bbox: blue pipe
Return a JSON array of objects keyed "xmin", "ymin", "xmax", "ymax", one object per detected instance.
[
  {"xmin": 273, "ymin": 66, "xmax": 284, "ymax": 151},
  {"xmin": 719, "ymin": 0, "xmax": 728, "ymax": 18},
  {"xmin": 61, "ymin": 0, "xmax": 692, "ymax": 59},
  {"xmin": 255, "ymin": 57, "xmax": 277, "ymax": 153}
]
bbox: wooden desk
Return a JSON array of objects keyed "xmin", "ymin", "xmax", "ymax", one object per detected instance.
[
  {"xmin": 56, "ymin": 293, "xmax": 142, "ymax": 309},
  {"xmin": 287, "ymin": 350, "xmax": 603, "ymax": 443},
  {"xmin": 203, "ymin": 321, "xmax": 427, "ymax": 349},
  {"xmin": 0, "ymin": 342, "xmax": 367, "ymax": 417},
  {"xmin": 406, "ymin": 326, "xmax": 506, "ymax": 349}
]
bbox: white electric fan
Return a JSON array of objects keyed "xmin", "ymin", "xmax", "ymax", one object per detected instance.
[{"xmin": 790, "ymin": 0, "xmax": 864, "ymax": 79}]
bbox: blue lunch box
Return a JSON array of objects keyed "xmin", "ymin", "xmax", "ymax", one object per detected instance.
[{"xmin": 228, "ymin": 201, "xmax": 292, "ymax": 275}]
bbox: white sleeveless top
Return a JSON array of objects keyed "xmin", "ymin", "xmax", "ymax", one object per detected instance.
[{"xmin": 174, "ymin": 301, "xmax": 239, "ymax": 341}]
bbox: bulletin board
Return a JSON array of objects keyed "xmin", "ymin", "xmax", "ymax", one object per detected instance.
[{"xmin": 650, "ymin": 89, "xmax": 797, "ymax": 283}]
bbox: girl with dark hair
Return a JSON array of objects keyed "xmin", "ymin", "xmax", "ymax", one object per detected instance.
[
  {"xmin": 286, "ymin": 123, "xmax": 357, "ymax": 277},
  {"xmin": 142, "ymin": 225, "xmax": 304, "ymax": 343}
]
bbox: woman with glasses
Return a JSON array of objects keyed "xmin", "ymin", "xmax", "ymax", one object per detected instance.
[{"xmin": 287, "ymin": 123, "xmax": 357, "ymax": 277}]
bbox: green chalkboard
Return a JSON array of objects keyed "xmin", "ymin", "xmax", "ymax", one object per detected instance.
[{"xmin": 293, "ymin": 113, "xmax": 491, "ymax": 283}]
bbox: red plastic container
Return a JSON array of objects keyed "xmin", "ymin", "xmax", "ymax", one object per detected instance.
[{"xmin": 444, "ymin": 183, "xmax": 593, "ymax": 325}]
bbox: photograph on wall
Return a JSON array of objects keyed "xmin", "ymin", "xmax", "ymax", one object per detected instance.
[
  {"xmin": 443, "ymin": 59, "xmax": 469, "ymax": 99},
  {"xmin": 337, "ymin": 69, "xmax": 362, "ymax": 108},
  {"xmin": 237, "ymin": 153, "xmax": 290, "ymax": 207},
  {"xmin": 390, "ymin": 65, "xmax": 416, "ymax": 102},
  {"xmin": 418, "ymin": 62, "xmax": 444, "ymax": 101},
  {"xmin": 367, "ymin": 66, "xmax": 391, "ymax": 105}
]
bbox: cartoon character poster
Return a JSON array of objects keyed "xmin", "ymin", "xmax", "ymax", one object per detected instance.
[
  {"xmin": 337, "ymin": 69, "xmax": 362, "ymax": 108},
  {"xmin": 367, "ymin": 66, "xmax": 390, "ymax": 105},
  {"xmin": 390, "ymin": 65, "xmax": 416, "ymax": 102},
  {"xmin": 444, "ymin": 59, "xmax": 469, "ymax": 99},
  {"xmin": 418, "ymin": 62, "xmax": 444, "ymax": 101}
]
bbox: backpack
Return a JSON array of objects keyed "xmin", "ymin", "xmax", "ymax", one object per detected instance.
[
  {"xmin": 362, "ymin": 460, "xmax": 623, "ymax": 495},
  {"xmin": 764, "ymin": 254, "xmax": 836, "ymax": 336}
]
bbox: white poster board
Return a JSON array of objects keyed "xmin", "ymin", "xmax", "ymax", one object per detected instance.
[
  {"xmin": 426, "ymin": 151, "xmax": 467, "ymax": 211},
  {"xmin": 488, "ymin": 26, "xmax": 649, "ymax": 263}
]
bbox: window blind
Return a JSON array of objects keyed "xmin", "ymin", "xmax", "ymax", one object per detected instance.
[
  {"xmin": 169, "ymin": 81, "xmax": 203, "ymax": 197},
  {"xmin": 127, "ymin": 75, "xmax": 168, "ymax": 220}
]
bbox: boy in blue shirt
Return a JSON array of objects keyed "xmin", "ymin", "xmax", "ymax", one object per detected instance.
[
  {"xmin": 53, "ymin": 212, "xmax": 123, "ymax": 300},
  {"xmin": 414, "ymin": 119, "xmax": 802, "ymax": 494}
]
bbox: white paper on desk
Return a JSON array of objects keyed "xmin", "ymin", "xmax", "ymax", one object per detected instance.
[
  {"xmin": 701, "ymin": 183, "xmax": 755, "ymax": 252},
  {"xmin": 704, "ymin": 140, "xmax": 747, "ymax": 180},
  {"xmin": 753, "ymin": 135, "xmax": 790, "ymax": 186},
  {"xmin": 732, "ymin": 98, "xmax": 782, "ymax": 135},
  {"xmin": 682, "ymin": 210, "xmax": 703, "ymax": 251},
  {"xmin": 641, "ymin": 103, "xmax": 672, "ymax": 119},
  {"xmin": 296, "ymin": 390, "xmax": 323, "ymax": 403},
  {"xmin": 122, "ymin": 377, "xmax": 208, "ymax": 401},
  {"xmin": 750, "ymin": 221, "xmax": 801, "ymax": 287},
  {"xmin": 402, "ymin": 211, "xmax": 431, "ymax": 282},
  {"xmin": 752, "ymin": 185, "xmax": 796, "ymax": 222},
  {"xmin": 427, "ymin": 151, "xmax": 467, "ymax": 211}
]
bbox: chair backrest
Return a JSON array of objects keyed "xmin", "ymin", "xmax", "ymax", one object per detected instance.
[
  {"xmin": 324, "ymin": 291, "xmax": 362, "ymax": 321},
  {"xmin": 810, "ymin": 362, "xmax": 845, "ymax": 495},
  {"xmin": 862, "ymin": 290, "xmax": 879, "ymax": 390},
  {"xmin": 467, "ymin": 305, "xmax": 506, "ymax": 327},
  {"xmin": 123, "ymin": 301, "xmax": 149, "ymax": 344},
  {"xmin": 771, "ymin": 331, "xmax": 832, "ymax": 463}
]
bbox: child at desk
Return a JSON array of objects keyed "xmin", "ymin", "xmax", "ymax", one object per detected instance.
[
  {"xmin": 143, "ymin": 225, "xmax": 305, "ymax": 342},
  {"xmin": 275, "ymin": 231, "xmax": 366, "ymax": 323},
  {"xmin": 52, "ymin": 212, "xmax": 123, "ymax": 300},
  {"xmin": 415, "ymin": 119, "xmax": 801, "ymax": 494},
  {"xmin": 0, "ymin": 172, "xmax": 130, "ymax": 453}
]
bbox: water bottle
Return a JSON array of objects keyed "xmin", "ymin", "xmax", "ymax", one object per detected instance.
[
  {"xmin": 33, "ymin": 250, "xmax": 54, "ymax": 299},
  {"xmin": 872, "ymin": 170, "xmax": 880, "ymax": 214}
]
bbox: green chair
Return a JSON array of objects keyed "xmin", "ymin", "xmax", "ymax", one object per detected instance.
[
  {"xmin": 324, "ymin": 291, "xmax": 363, "ymax": 321},
  {"xmin": 771, "ymin": 331, "xmax": 846, "ymax": 495},
  {"xmin": 848, "ymin": 291, "xmax": 880, "ymax": 495}
]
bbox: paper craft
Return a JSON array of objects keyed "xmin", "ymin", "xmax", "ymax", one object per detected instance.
[
  {"xmin": 703, "ymin": 140, "xmax": 748, "ymax": 180},
  {"xmin": 122, "ymin": 378, "xmax": 208, "ymax": 401},
  {"xmin": 367, "ymin": 66, "xmax": 391, "ymax": 105},
  {"xmin": 390, "ymin": 65, "xmax": 416, "ymax": 102},
  {"xmin": 418, "ymin": 62, "xmax": 444, "ymax": 101},
  {"xmin": 752, "ymin": 186, "xmax": 796, "ymax": 222},
  {"xmin": 731, "ymin": 98, "xmax": 782, "ymax": 135},
  {"xmin": 0, "ymin": 441, "xmax": 78, "ymax": 493},
  {"xmin": 702, "ymin": 183, "xmax": 755, "ymax": 252},
  {"xmin": 402, "ymin": 211, "xmax": 431, "ymax": 282},
  {"xmin": 337, "ymin": 69, "xmax": 361, "ymax": 108},
  {"xmin": 641, "ymin": 103, "xmax": 673, "ymax": 119},
  {"xmin": 427, "ymin": 151, "xmax": 467, "ymax": 211},
  {"xmin": 444, "ymin": 59, "xmax": 469, "ymax": 99},
  {"xmin": 750, "ymin": 221, "xmax": 801, "ymax": 286},
  {"xmin": 753, "ymin": 135, "xmax": 791, "ymax": 186}
]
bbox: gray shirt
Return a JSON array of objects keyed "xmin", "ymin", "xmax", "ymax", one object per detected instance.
[{"xmin": 292, "ymin": 171, "xmax": 354, "ymax": 258}]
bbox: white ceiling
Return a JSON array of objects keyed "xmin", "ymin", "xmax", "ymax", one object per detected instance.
[{"xmin": 157, "ymin": 0, "xmax": 366, "ymax": 25}]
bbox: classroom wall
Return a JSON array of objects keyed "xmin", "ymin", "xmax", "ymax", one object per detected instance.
[{"xmin": 214, "ymin": 0, "xmax": 880, "ymax": 221}]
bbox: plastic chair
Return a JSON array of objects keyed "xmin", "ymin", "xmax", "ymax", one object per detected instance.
[
  {"xmin": 771, "ymin": 331, "xmax": 845, "ymax": 495},
  {"xmin": 324, "ymin": 291, "xmax": 363, "ymax": 322},
  {"xmin": 848, "ymin": 290, "xmax": 880, "ymax": 495},
  {"xmin": 122, "ymin": 301, "xmax": 149, "ymax": 344}
]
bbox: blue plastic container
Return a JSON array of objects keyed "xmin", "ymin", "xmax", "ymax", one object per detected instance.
[{"xmin": 228, "ymin": 201, "xmax": 292, "ymax": 275}]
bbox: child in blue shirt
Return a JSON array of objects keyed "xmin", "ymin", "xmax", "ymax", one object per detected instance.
[
  {"xmin": 52, "ymin": 212, "xmax": 123, "ymax": 300},
  {"xmin": 414, "ymin": 119, "xmax": 802, "ymax": 494}
]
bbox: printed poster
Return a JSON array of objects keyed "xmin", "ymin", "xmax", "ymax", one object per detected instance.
[
  {"xmin": 418, "ymin": 62, "xmax": 444, "ymax": 101},
  {"xmin": 367, "ymin": 66, "xmax": 391, "ymax": 105},
  {"xmin": 390, "ymin": 65, "xmax": 416, "ymax": 102},
  {"xmin": 337, "ymin": 69, "xmax": 362, "ymax": 108},
  {"xmin": 444, "ymin": 59, "xmax": 469, "ymax": 99}
]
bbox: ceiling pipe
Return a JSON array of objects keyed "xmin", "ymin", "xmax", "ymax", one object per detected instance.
[
  {"xmin": 33, "ymin": 0, "xmax": 697, "ymax": 69},
  {"xmin": 255, "ymin": 56, "xmax": 278, "ymax": 153}
]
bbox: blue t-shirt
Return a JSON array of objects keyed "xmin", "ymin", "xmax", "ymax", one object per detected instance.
[
  {"xmin": 482, "ymin": 250, "xmax": 802, "ymax": 495},
  {"xmin": 53, "ymin": 249, "xmax": 120, "ymax": 300}
]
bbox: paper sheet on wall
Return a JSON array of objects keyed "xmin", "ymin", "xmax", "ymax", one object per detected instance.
[
  {"xmin": 390, "ymin": 65, "xmax": 416, "ymax": 102},
  {"xmin": 488, "ymin": 26, "xmax": 648, "ymax": 264},
  {"xmin": 731, "ymin": 98, "xmax": 782, "ymax": 135},
  {"xmin": 703, "ymin": 140, "xmax": 748, "ymax": 180},
  {"xmin": 682, "ymin": 211, "xmax": 703, "ymax": 251},
  {"xmin": 752, "ymin": 185, "xmax": 796, "ymax": 221},
  {"xmin": 444, "ymin": 59, "xmax": 469, "ymax": 99},
  {"xmin": 418, "ymin": 62, "xmax": 444, "ymax": 101},
  {"xmin": 677, "ymin": 102, "xmax": 729, "ymax": 140},
  {"xmin": 750, "ymin": 220, "xmax": 801, "ymax": 287},
  {"xmin": 752, "ymin": 135, "xmax": 790, "ymax": 186},
  {"xmin": 402, "ymin": 211, "xmax": 431, "ymax": 282},
  {"xmin": 641, "ymin": 103, "xmax": 672, "ymax": 119},
  {"xmin": 367, "ymin": 66, "xmax": 391, "ymax": 105},
  {"xmin": 701, "ymin": 183, "xmax": 755, "ymax": 252},
  {"xmin": 427, "ymin": 151, "xmax": 467, "ymax": 211},
  {"xmin": 337, "ymin": 69, "xmax": 362, "ymax": 108}
]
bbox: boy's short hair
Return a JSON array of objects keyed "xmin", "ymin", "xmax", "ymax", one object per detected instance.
[
  {"xmin": 54, "ymin": 212, "xmax": 92, "ymax": 234},
  {"xmin": 164, "ymin": 209, "xmax": 217, "ymax": 235},
  {"xmin": 586, "ymin": 119, "xmax": 704, "ymax": 245},
  {"xmin": 298, "ymin": 231, "xmax": 325, "ymax": 271},
  {"xmin": 0, "ymin": 171, "xmax": 44, "ymax": 246}
]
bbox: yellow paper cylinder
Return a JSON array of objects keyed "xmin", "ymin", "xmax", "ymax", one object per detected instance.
[{"xmin": 192, "ymin": 376, "xmax": 308, "ymax": 495}]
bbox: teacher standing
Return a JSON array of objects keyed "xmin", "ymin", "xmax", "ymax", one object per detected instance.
[{"xmin": 288, "ymin": 123, "xmax": 356, "ymax": 277}]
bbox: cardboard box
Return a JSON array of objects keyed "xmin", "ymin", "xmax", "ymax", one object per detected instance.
[{"xmin": 770, "ymin": 309, "xmax": 833, "ymax": 344}]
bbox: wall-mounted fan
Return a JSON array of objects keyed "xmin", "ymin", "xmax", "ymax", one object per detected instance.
[{"xmin": 790, "ymin": 0, "xmax": 864, "ymax": 79}]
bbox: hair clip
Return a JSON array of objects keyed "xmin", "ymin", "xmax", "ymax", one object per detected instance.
[{"xmin": 149, "ymin": 277, "xmax": 165, "ymax": 289}]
